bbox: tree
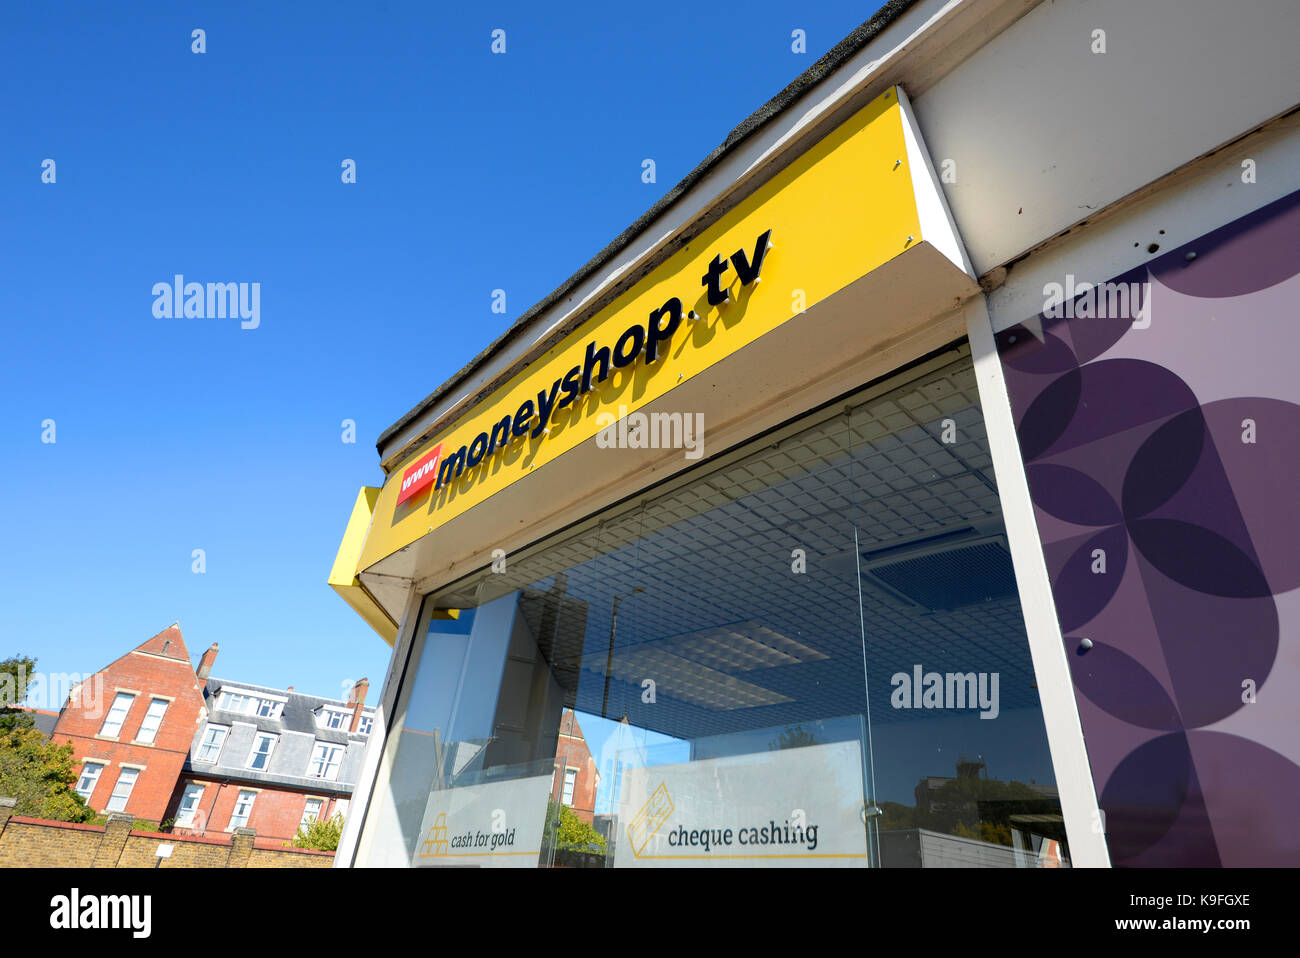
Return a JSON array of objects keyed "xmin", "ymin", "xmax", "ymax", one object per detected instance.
[
  {"xmin": 541, "ymin": 799, "xmax": 606, "ymax": 857},
  {"xmin": 0, "ymin": 725, "xmax": 94, "ymax": 822},
  {"xmin": 0, "ymin": 656, "xmax": 37, "ymax": 733},
  {"xmin": 292, "ymin": 813, "xmax": 344, "ymax": 851},
  {"xmin": 914, "ymin": 764, "xmax": 1051, "ymax": 847}
]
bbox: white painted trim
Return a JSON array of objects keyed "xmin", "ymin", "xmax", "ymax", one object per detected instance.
[
  {"xmin": 336, "ymin": 587, "xmax": 424, "ymax": 868},
  {"xmin": 897, "ymin": 85, "xmax": 975, "ymax": 279},
  {"xmin": 987, "ymin": 110, "xmax": 1300, "ymax": 333},
  {"xmin": 964, "ymin": 295, "xmax": 1111, "ymax": 867},
  {"xmin": 128, "ymin": 650, "xmax": 191, "ymax": 663},
  {"xmin": 213, "ymin": 686, "xmax": 289, "ymax": 705}
]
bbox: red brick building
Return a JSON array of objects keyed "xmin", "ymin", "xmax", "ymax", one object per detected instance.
[
  {"xmin": 50, "ymin": 624, "xmax": 207, "ymax": 823},
  {"xmin": 551, "ymin": 708, "xmax": 599, "ymax": 823},
  {"xmin": 51, "ymin": 624, "xmax": 374, "ymax": 843}
]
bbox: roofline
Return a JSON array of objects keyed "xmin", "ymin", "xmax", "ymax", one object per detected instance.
[
  {"xmin": 374, "ymin": 0, "xmax": 922, "ymax": 456},
  {"xmin": 206, "ymin": 677, "xmax": 371, "ymax": 710}
]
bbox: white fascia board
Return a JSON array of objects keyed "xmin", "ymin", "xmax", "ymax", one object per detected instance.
[{"xmin": 898, "ymin": 85, "xmax": 976, "ymax": 280}]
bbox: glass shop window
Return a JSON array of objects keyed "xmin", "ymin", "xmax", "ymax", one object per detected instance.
[{"xmin": 359, "ymin": 347, "xmax": 1069, "ymax": 869}]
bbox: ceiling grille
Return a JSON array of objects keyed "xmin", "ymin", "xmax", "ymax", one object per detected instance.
[{"xmin": 862, "ymin": 535, "xmax": 1016, "ymax": 611}]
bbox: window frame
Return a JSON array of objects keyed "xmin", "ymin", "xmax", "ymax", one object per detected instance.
[
  {"xmin": 196, "ymin": 723, "xmax": 229, "ymax": 764},
  {"xmin": 561, "ymin": 766, "xmax": 578, "ymax": 807},
  {"xmin": 245, "ymin": 731, "xmax": 278, "ymax": 771},
  {"xmin": 216, "ymin": 690, "xmax": 285, "ymax": 719},
  {"xmin": 308, "ymin": 742, "xmax": 344, "ymax": 780},
  {"xmin": 105, "ymin": 766, "xmax": 140, "ymax": 813},
  {"xmin": 176, "ymin": 783, "xmax": 205, "ymax": 827},
  {"xmin": 99, "ymin": 691, "xmax": 136, "ymax": 739},
  {"xmin": 318, "ymin": 708, "xmax": 350, "ymax": 731},
  {"xmin": 133, "ymin": 696, "xmax": 169, "ymax": 745},
  {"xmin": 300, "ymin": 797, "xmax": 324, "ymax": 827},
  {"xmin": 228, "ymin": 789, "xmax": 257, "ymax": 830},
  {"xmin": 75, "ymin": 760, "xmax": 106, "ymax": 800}
]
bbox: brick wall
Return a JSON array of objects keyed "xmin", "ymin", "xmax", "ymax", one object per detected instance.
[
  {"xmin": 0, "ymin": 798, "xmax": 333, "ymax": 868},
  {"xmin": 249, "ymin": 840, "xmax": 334, "ymax": 868}
]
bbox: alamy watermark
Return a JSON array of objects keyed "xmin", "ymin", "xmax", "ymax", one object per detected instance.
[
  {"xmin": 50, "ymin": 889, "xmax": 151, "ymax": 938},
  {"xmin": 890, "ymin": 665, "xmax": 1000, "ymax": 719},
  {"xmin": 152, "ymin": 275, "xmax": 260, "ymax": 329},
  {"xmin": 1042, "ymin": 273, "xmax": 1150, "ymax": 328},
  {"xmin": 1, "ymin": 666, "xmax": 105, "ymax": 718},
  {"xmin": 595, "ymin": 405, "xmax": 705, "ymax": 459}
]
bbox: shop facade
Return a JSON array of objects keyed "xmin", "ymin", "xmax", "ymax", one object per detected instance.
[{"xmin": 329, "ymin": 0, "xmax": 1300, "ymax": 868}]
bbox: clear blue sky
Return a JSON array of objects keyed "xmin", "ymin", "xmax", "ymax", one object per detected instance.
[{"xmin": 2, "ymin": 1, "xmax": 883, "ymax": 703}]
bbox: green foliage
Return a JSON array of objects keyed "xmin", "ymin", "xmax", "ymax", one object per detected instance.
[
  {"xmin": 952, "ymin": 820, "xmax": 1013, "ymax": 846},
  {"xmin": 0, "ymin": 725, "xmax": 94, "ymax": 823},
  {"xmin": 292, "ymin": 813, "xmax": 344, "ymax": 851},
  {"xmin": 876, "ymin": 800, "xmax": 917, "ymax": 831},
  {"xmin": 541, "ymin": 799, "xmax": 606, "ymax": 855},
  {"xmin": 0, "ymin": 656, "xmax": 38, "ymax": 733},
  {"xmin": 881, "ymin": 764, "xmax": 1052, "ymax": 848},
  {"xmin": 86, "ymin": 812, "xmax": 159, "ymax": 830},
  {"xmin": 768, "ymin": 725, "xmax": 819, "ymax": 751}
]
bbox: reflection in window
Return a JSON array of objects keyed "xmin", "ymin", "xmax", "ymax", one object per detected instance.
[
  {"xmin": 561, "ymin": 769, "xmax": 577, "ymax": 806},
  {"xmin": 368, "ymin": 348, "xmax": 1068, "ymax": 868}
]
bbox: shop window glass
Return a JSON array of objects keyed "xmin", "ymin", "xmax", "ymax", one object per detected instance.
[{"xmin": 359, "ymin": 347, "xmax": 1067, "ymax": 868}]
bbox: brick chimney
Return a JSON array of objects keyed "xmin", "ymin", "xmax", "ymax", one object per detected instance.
[
  {"xmin": 196, "ymin": 643, "xmax": 219, "ymax": 681},
  {"xmin": 348, "ymin": 678, "xmax": 370, "ymax": 732}
]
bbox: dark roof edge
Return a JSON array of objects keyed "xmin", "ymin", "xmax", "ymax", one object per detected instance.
[{"xmin": 375, "ymin": 0, "xmax": 923, "ymax": 457}]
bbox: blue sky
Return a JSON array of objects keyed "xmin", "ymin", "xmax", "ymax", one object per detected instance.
[{"xmin": 1, "ymin": 1, "xmax": 882, "ymax": 703}]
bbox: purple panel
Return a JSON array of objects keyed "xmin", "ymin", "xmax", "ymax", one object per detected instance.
[{"xmin": 997, "ymin": 190, "xmax": 1300, "ymax": 867}]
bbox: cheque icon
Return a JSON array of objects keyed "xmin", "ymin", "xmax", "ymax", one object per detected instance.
[{"xmin": 626, "ymin": 783, "xmax": 673, "ymax": 857}]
